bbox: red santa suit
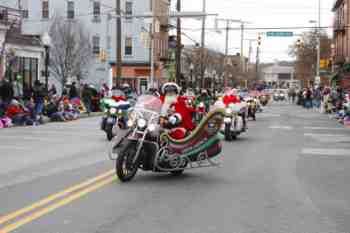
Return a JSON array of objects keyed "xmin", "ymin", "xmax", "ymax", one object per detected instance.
[
  {"xmin": 223, "ymin": 95, "xmax": 240, "ymax": 107},
  {"xmin": 168, "ymin": 127, "xmax": 187, "ymax": 140},
  {"xmin": 160, "ymin": 95, "xmax": 196, "ymax": 131}
]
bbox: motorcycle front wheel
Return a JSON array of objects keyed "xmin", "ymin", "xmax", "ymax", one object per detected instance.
[
  {"xmin": 116, "ymin": 142, "xmax": 138, "ymax": 182},
  {"xmin": 106, "ymin": 124, "xmax": 114, "ymax": 141},
  {"xmin": 224, "ymin": 124, "xmax": 234, "ymax": 141}
]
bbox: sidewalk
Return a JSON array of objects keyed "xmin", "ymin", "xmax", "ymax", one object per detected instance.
[{"xmin": 1, "ymin": 112, "xmax": 104, "ymax": 129}]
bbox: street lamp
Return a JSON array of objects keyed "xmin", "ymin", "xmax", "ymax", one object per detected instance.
[
  {"xmin": 309, "ymin": 19, "xmax": 320, "ymax": 85},
  {"xmin": 42, "ymin": 32, "xmax": 51, "ymax": 91},
  {"xmin": 190, "ymin": 63, "xmax": 194, "ymax": 88}
]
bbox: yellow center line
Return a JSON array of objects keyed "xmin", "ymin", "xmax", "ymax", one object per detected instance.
[
  {"xmin": 0, "ymin": 176, "xmax": 117, "ymax": 233},
  {"xmin": 0, "ymin": 170, "xmax": 114, "ymax": 225}
]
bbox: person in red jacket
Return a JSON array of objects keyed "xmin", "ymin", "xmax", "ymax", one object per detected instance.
[
  {"xmin": 160, "ymin": 83, "xmax": 196, "ymax": 132},
  {"xmin": 223, "ymin": 93, "xmax": 241, "ymax": 107}
]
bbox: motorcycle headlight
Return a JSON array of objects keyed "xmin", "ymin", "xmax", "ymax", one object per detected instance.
[
  {"xmin": 148, "ymin": 123, "xmax": 156, "ymax": 132},
  {"xmin": 225, "ymin": 108, "xmax": 232, "ymax": 115},
  {"xmin": 110, "ymin": 108, "xmax": 117, "ymax": 114},
  {"xmin": 127, "ymin": 119, "xmax": 134, "ymax": 127},
  {"xmin": 224, "ymin": 117, "xmax": 231, "ymax": 123},
  {"xmin": 118, "ymin": 109, "xmax": 123, "ymax": 114},
  {"xmin": 137, "ymin": 118, "xmax": 147, "ymax": 129},
  {"xmin": 199, "ymin": 102, "xmax": 205, "ymax": 108}
]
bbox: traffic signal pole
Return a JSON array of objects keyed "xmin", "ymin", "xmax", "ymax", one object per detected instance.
[
  {"xmin": 200, "ymin": 0, "xmax": 206, "ymax": 89},
  {"xmin": 116, "ymin": 0, "xmax": 122, "ymax": 88},
  {"xmin": 224, "ymin": 20, "xmax": 229, "ymax": 88},
  {"xmin": 316, "ymin": 0, "xmax": 321, "ymax": 81},
  {"xmin": 175, "ymin": 0, "xmax": 182, "ymax": 85},
  {"xmin": 240, "ymin": 22, "xmax": 245, "ymax": 72},
  {"xmin": 256, "ymin": 45, "xmax": 260, "ymax": 80}
]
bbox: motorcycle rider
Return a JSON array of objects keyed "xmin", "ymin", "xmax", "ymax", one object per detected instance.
[
  {"xmin": 223, "ymin": 89, "xmax": 247, "ymax": 130},
  {"xmin": 160, "ymin": 82, "xmax": 196, "ymax": 132},
  {"xmin": 195, "ymin": 89, "xmax": 211, "ymax": 113}
]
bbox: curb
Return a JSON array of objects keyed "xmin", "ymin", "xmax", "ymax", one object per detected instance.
[{"xmin": 2, "ymin": 112, "xmax": 104, "ymax": 129}]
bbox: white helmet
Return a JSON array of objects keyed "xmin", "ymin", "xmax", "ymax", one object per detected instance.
[{"xmin": 162, "ymin": 82, "xmax": 180, "ymax": 95}]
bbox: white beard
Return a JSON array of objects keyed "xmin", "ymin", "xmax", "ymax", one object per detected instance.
[{"xmin": 161, "ymin": 96, "xmax": 177, "ymax": 116}]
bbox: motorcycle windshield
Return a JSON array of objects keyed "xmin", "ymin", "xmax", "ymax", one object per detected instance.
[
  {"xmin": 134, "ymin": 95, "xmax": 162, "ymax": 114},
  {"xmin": 111, "ymin": 89, "xmax": 125, "ymax": 97}
]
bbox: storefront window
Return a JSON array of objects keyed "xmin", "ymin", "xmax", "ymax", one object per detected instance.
[{"xmin": 24, "ymin": 58, "xmax": 31, "ymax": 86}]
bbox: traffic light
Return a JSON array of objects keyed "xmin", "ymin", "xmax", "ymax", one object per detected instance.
[
  {"xmin": 99, "ymin": 50, "xmax": 107, "ymax": 62},
  {"xmin": 258, "ymin": 35, "xmax": 262, "ymax": 46}
]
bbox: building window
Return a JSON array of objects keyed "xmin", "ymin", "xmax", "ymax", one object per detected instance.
[
  {"xmin": 22, "ymin": 9, "xmax": 29, "ymax": 18},
  {"xmin": 93, "ymin": 1, "xmax": 101, "ymax": 21},
  {"xmin": 67, "ymin": 1, "xmax": 75, "ymax": 19},
  {"xmin": 92, "ymin": 35, "xmax": 100, "ymax": 55},
  {"xmin": 125, "ymin": 37, "xmax": 133, "ymax": 56},
  {"xmin": 42, "ymin": 1, "xmax": 49, "ymax": 19},
  {"xmin": 125, "ymin": 1, "xmax": 132, "ymax": 19}
]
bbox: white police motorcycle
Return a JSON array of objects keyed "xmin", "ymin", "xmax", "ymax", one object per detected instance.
[{"xmin": 221, "ymin": 103, "xmax": 246, "ymax": 141}]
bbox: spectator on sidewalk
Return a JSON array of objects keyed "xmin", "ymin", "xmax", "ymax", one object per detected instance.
[
  {"xmin": 69, "ymin": 82, "xmax": 78, "ymax": 100},
  {"xmin": 313, "ymin": 87, "xmax": 322, "ymax": 109},
  {"xmin": 82, "ymin": 84, "xmax": 92, "ymax": 115},
  {"xmin": 5, "ymin": 100, "xmax": 34, "ymax": 126},
  {"xmin": 48, "ymin": 84, "xmax": 57, "ymax": 98},
  {"xmin": 0, "ymin": 80, "xmax": 14, "ymax": 105},
  {"xmin": 12, "ymin": 76, "xmax": 23, "ymax": 100},
  {"xmin": 46, "ymin": 97, "xmax": 65, "ymax": 122},
  {"xmin": 22, "ymin": 83, "xmax": 32, "ymax": 105},
  {"xmin": 304, "ymin": 88, "xmax": 313, "ymax": 109},
  {"xmin": 32, "ymin": 80, "xmax": 46, "ymax": 123}
]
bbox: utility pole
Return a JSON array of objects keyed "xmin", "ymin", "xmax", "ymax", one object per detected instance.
[
  {"xmin": 215, "ymin": 18, "xmax": 242, "ymax": 88},
  {"xmin": 106, "ymin": 13, "xmax": 112, "ymax": 91},
  {"xmin": 200, "ymin": 0, "xmax": 206, "ymax": 89},
  {"xmin": 224, "ymin": 20, "xmax": 229, "ymax": 88},
  {"xmin": 240, "ymin": 22, "xmax": 245, "ymax": 72},
  {"xmin": 256, "ymin": 44, "xmax": 260, "ymax": 80},
  {"xmin": 116, "ymin": 0, "xmax": 122, "ymax": 88},
  {"xmin": 150, "ymin": 11, "xmax": 155, "ymax": 88},
  {"xmin": 175, "ymin": 0, "xmax": 181, "ymax": 85},
  {"xmin": 316, "ymin": 0, "xmax": 321, "ymax": 83}
]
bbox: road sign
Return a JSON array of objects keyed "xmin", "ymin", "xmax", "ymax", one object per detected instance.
[{"xmin": 266, "ymin": 31, "xmax": 293, "ymax": 37}]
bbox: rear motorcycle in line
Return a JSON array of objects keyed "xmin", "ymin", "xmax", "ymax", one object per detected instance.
[
  {"xmin": 221, "ymin": 103, "xmax": 246, "ymax": 141},
  {"xmin": 108, "ymin": 95, "xmax": 225, "ymax": 182},
  {"xmin": 100, "ymin": 99, "xmax": 130, "ymax": 141},
  {"xmin": 246, "ymin": 98, "xmax": 257, "ymax": 121}
]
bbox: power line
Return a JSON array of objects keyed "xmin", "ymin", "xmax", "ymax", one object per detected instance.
[{"xmin": 181, "ymin": 25, "xmax": 337, "ymax": 32}]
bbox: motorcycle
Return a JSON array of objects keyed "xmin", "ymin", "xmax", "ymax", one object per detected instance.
[
  {"xmin": 100, "ymin": 98, "xmax": 130, "ymax": 141},
  {"xmin": 259, "ymin": 95, "xmax": 269, "ymax": 106},
  {"xmin": 273, "ymin": 92, "xmax": 286, "ymax": 101},
  {"xmin": 108, "ymin": 95, "xmax": 225, "ymax": 182},
  {"xmin": 221, "ymin": 103, "xmax": 245, "ymax": 141},
  {"xmin": 246, "ymin": 98, "xmax": 257, "ymax": 120}
]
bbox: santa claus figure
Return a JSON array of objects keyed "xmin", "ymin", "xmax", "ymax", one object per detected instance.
[
  {"xmin": 160, "ymin": 83, "xmax": 196, "ymax": 133},
  {"xmin": 223, "ymin": 88, "xmax": 241, "ymax": 107}
]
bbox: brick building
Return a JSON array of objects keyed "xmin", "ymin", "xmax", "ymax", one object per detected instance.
[{"xmin": 332, "ymin": 0, "xmax": 350, "ymax": 91}]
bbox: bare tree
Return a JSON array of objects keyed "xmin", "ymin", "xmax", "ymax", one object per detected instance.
[
  {"xmin": 49, "ymin": 15, "xmax": 92, "ymax": 88},
  {"xmin": 289, "ymin": 29, "xmax": 331, "ymax": 86}
]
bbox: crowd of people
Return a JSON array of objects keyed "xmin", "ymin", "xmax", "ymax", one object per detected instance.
[
  {"xmin": 0, "ymin": 79, "xmax": 107, "ymax": 129},
  {"xmin": 292, "ymin": 86, "xmax": 350, "ymax": 125}
]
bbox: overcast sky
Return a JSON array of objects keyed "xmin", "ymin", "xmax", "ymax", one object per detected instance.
[{"xmin": 172, "ymin": 0, "xmax": 334, "ymax": 63}]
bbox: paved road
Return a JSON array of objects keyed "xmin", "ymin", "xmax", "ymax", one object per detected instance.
[{"xmin": 1, "ymin": 103, "xmax": 350, "ymax": 233}]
